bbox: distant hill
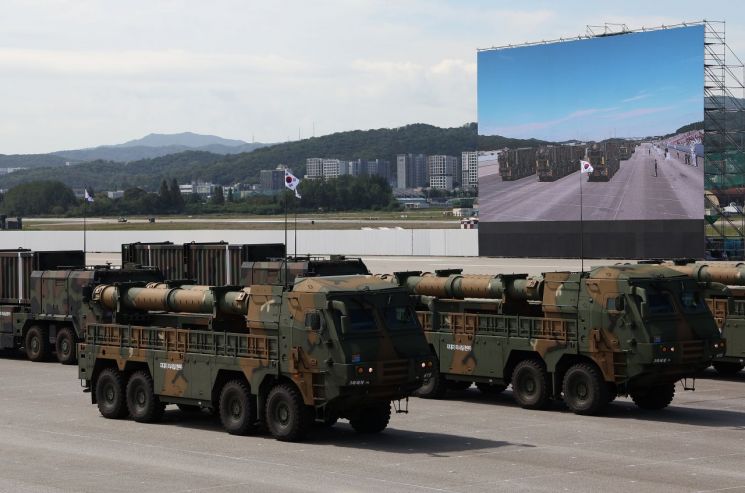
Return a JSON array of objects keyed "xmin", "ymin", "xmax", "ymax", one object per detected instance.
[
  {"xmin": 2, "ymin": 123, "xmax": 547, "ymax": 191},
  {"xmin": 116, "ymin": 132, "xmax": 249, "ymax": 148},
  {"xmin": 52, "ymin": 132, "xmax": 268, "ymax": 162}
]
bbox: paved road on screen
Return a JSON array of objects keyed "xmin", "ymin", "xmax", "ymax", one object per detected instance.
[{"xmin": 479, "ymin": 144, "xmax": 703, "ymax": 222}]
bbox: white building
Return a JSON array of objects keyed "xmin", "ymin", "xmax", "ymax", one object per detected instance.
[
  {"xmin": 306, "ymin": 158, "xmax": 323, "ymax": 179},
  {"xmin": 428, "ymin": 155, "xmax": 458, "ymax": 190},
  {"xmin": 322, "ymin": 159, "xmax": 347, "ymax": 179},
  {"xmin": 461, "ymin": 151, "xmax": 479, "ymax": 189}
]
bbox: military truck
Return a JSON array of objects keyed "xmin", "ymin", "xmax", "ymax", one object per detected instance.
[
  {"xmin": 499, "ymin": 147, "xmax": 536, "ymax": 181},
  {"xmin": 77, "ymin": 275, "xmax": 433, "ymax": 441},
  {"xmin": 662, "ymin": 262, "xmax": 745, "ymax": 375},
  {"xmin": 1, "ymin": 251, "xmax": 162, "ymax": 363},
  {"xmin": 536, "ymin": 145, "xmax": 582, "ymax": 182},
  {"xmin": 241, "ymin": 255, "xmax": 370, "ymax": 286},
  {"xmin": 586, "ymin": 142, "xmax": 621, "ymax": 181},
  {"xmin": 384, "ymin": 265, "xmax": 724, "ymax": 415},
  {"xmin": 122, "ymin": 241, "xmax": 286, "ymax": 285}
]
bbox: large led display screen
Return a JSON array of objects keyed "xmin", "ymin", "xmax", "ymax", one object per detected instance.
[{"xmin": 478, "ymin": 25, "xmax": 704, "ymax": 258}]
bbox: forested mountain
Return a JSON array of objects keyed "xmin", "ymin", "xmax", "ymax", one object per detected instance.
[{"xmin": 53, "ymin": 132, "xmax": 268, "ymax": 162}]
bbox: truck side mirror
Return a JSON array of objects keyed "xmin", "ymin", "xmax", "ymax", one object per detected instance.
[{"xmin": 305, "ymin": 311, "xmax": 321, "ymax": 332}]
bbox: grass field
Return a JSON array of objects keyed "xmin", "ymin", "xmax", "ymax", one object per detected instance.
[{"xmin": 23, "ymin": 210, "xmax": 464, "ymax": 231}]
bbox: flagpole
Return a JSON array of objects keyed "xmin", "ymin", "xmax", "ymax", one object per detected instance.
[
  {"xmin": 579, "ymin": 167, "xmax": 584, "ymax": 273},
  {"xmin": 294, "ymin": 206, "xmax": 297, "ymax": 258},
  {"xmin": 284, "ymin": 191, "xmax": 288, "ymax": 288},
  {"xmin": 83, "ymin": 201, "xmax": 87, "ymax": 261}
]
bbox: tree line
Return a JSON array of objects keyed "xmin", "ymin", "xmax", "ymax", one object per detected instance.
[{"xmin": 0, "ymin": 175, "xmax": 398, "ymax": 217}]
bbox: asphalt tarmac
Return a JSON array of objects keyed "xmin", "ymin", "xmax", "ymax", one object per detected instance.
[
  {"xmin": 479, "ymin": 144, "xmax": 703, "ymax": 222},
  {"xmin": 1, "ymin": 355, "xmax": 743, "ymax": 493}
]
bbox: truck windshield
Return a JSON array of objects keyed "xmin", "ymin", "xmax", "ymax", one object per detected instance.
[
  {"xmin": 679, "ymin": 290, "xmax": 707, "ymax": 313},
  {"xmin": 343, "ymin": 299, "xmax": 378, "ymax": 333},
  {"xmin": 646, "ymin": 292, "xmax": 674, "ymax": 315},
  {"xmin": 384, "ymin": 306, "xmax": 419, "ymax": 331}
]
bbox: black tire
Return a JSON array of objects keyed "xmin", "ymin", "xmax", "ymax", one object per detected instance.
[
  {"xmin": 349, "ymin": 403, "xmax": 391, "ymax": 434},
  {"xmin": 265, "ymin": 383, "xmax": 312, "ymax": 442},
  {"xmin": 475, "ymin": 382, "xmax": 507, "ymax": 395},
  {"xmin": 713, "ymin": 362, "xmax": 744, "ymax": 376},
  {"xmin": 126, "ymin": 371, "xmax": 165, "ymax": 423},
  {"xmin": 562, "ymin": 363, "xmax": 609, "ymax": 415},
  {"xmin": 511, "ymin": 359, "xmax": 550, "ymax": 410},
  {"xmin": 95, "ymin": 368, "xmax": 128, "ymax": 419},
  {"xmin": 415, "ymin": 363, "xmax": 447, "ymax": 399},
  {"xmin": 631, "ymin": 383, "xmax": 675, "ymax": 410},
  {"xmin": 55, "ymin": 327, "xmax": 77, "ymax": 365},
  {"xmin": 25, "ymin": 325, "xmax": 50, "ymax": 362},
  {"xmin": 219, "ymin": 380, "xmax": 257, "ymax": 435},
  {"xmin": 448, "ymin": 380, "xmax": 472, "ymax": 391}
]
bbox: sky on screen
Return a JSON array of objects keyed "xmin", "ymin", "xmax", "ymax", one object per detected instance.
[{"xmin": 477, "ymin": 25, "xmax": 704, "ymax": 141}]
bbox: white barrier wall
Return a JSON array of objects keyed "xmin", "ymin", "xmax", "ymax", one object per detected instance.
[{"xmin": 0, "ymin": 229, "xmax": 479, "ymax": 256}]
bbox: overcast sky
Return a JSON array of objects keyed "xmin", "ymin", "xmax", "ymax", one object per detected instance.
[{"xmin": 1, "ymin": 0, "xmax": 744, "ymax": 154}]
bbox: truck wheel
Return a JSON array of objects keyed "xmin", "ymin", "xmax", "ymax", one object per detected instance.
[
  {"xmin": 350, "ymin": 402, "xmax": 391, "ymax": 434},
  {"xmin": 562, "ymin": 363, "xmax": 609, "ymax": 415},
  {"xmin": 126, "ymin": 371, "xmax": 165, "ymax": 423},
  {"xmin": 713, "ymin": 362, "xmax": 744, "ymax": 376},
  {"xmin": 475, "ymin": 382, "xmax": 507, "ymax": 395},
  {"xmin": 25, "ymin": 325, "xmax": 50, "ymax": 362},
  {"xmin": 631, "ymin": 383, "xmax": 675, "ymax": 410},
  {"xmin": 265, "ymin": 384, "xmax": 312, "ymax": 442},
  {"xmin": 55, "ymin": 327, "xmax": 77, "ymax": 365},
  {"xmin": 415, "ymin": 364, "xmax": 447, "ymax": 399},
  {"xmin": 219, "ymin": 380, "xmax": 257, "ymax": 435},
  {"xmin": 511, "ymin": 359, "xmax": 550, "ymax": 409},
  {"xmin": 95, "ymin": 368, "xmax": 128, "ymax": 419}
]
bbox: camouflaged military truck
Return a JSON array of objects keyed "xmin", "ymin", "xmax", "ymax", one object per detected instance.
[
  {"xmin": 0, "ymin": 249, "xmax": 163, "ymax": 364},
  {"xmin": 384, "ymin": 264, "xmax": 724, "ymax": 415},
  {"xmin": 77, "ymin": 275, "xmax": 433, "ymax": 441},
  {"xmin": 661, "ymin": 261, "xmax": 745, "ymax": 376},
  {"xmin": 586, "ymin": 141, "xmax": 621, "ymax": 181}
]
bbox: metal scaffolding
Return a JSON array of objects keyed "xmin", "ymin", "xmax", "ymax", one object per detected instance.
[{"xmin": 704, "ymin": 20, "xmax": 745, "ymax": 259}]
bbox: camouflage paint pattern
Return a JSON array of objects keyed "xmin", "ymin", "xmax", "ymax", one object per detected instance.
[
  {"xmin": 1, "ymin": 265, "xmax": 162, "ymax": 356},
  {"xmin": 587, "ymin": 141, "xmax": 620, "ymax": 182},
  {"xmin": 535, "ymin": 145, "xmax": 582, "ymax": 182},
  {"xmin": 667, "ymin": 262, "xmax": 745, "ymax": 369},
  {"xmin": 393, "ymin": 264, "xmax": 724, "ymax": 399},
  {"xmin": 78, "ymin": 274, "xmax": 432, "ymax": 422}
]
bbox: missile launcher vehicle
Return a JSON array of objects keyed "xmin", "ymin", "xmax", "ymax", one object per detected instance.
[
  {"xmin": 586, "ymin": 142, "xmax": 621, "ymax": 181},
  {"xmin": 0, "ymin": 248, "xmax": 162, "ymax": 364},
  {"xmin": 382, "ymin": 264, "xmax": 724, "ymax": 415},
  {"xmin": 536, "ymin": 145, "xmax": 583, "ymax": 182},
  {"xmin": 660, "ymin": 261, "xmax": 745, "ymax": 375},
  {"xmin": 77, "ymin": 274, "xmax": 433, "ymax": 441},
  {"xmin": 499, "ymin": 147, "xmax": 536, "ymax": 181}
]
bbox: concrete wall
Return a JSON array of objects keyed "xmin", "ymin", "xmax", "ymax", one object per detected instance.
[{"xmin": 0, "ymin": 229, "xmax": 479, "ymax": 256}]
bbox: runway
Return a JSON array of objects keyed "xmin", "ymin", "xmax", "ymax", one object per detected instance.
[
  {"xmin": 0, "ymin": 356, "xmax": 743, "ymax": 493},
  {"xmin": 479, "ymin": 144, "xmax": 703, "ymax": 222}
]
